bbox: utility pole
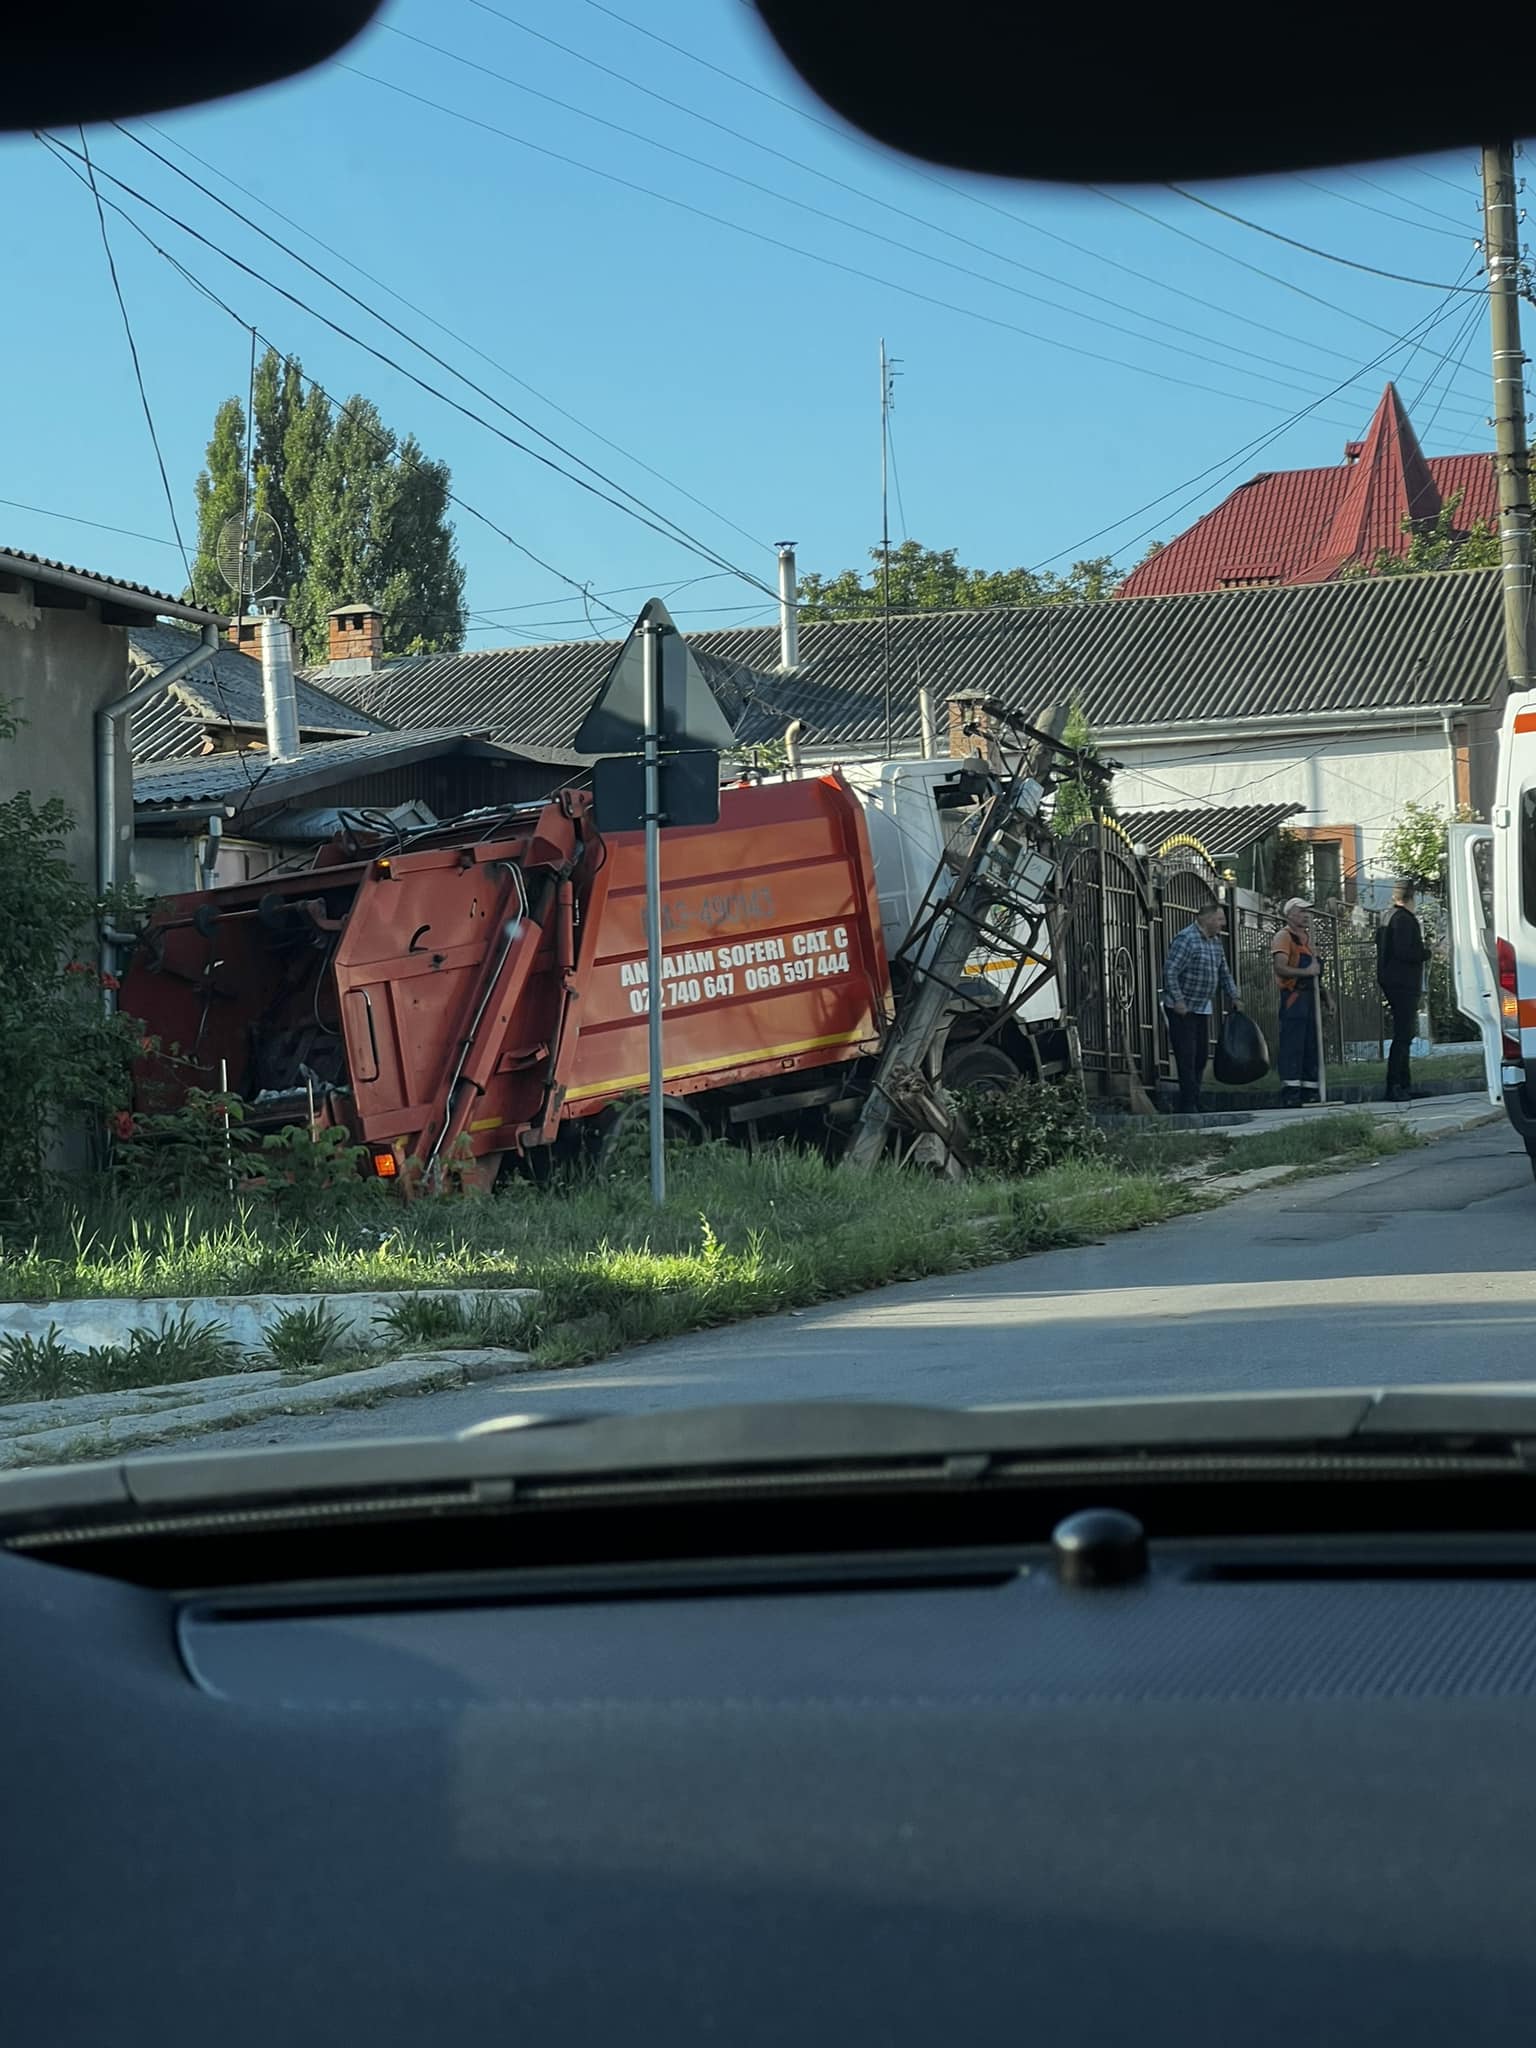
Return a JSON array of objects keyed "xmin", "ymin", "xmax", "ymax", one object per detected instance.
[
  {"xmin": 1481, "ymin": 143, "xmax": 1534, "ymax": 718},
  {"xmin": 880, "ymin": 337, "xmax": 893, "ymax": 756}
]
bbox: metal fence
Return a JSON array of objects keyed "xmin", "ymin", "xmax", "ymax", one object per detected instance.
[{"xmin": 1054, "ymin": 818, "xmax": 1477, "ymax": 1094}]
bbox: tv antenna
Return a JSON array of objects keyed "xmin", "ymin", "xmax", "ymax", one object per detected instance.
[{"xmin": 216, "ymin": 508, "xmax": 282, "ymax": 625}]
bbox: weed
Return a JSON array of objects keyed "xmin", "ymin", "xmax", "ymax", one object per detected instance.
[
  {"xmin": 381, "ymin": 1294, "xmax": 471, "ymax": 1347},
  {"xmin": 262, "ymin": 1304, "xmax": 350, "ymax": 1372},
  {"xmin": 0, "ymin": 1328, "xmax": 83, "ymax": 1401}
]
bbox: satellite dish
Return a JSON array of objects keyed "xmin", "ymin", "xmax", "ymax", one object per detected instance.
[{"xmin": 216, "ymin": 509, "xmax": 282, "ymax": 604}]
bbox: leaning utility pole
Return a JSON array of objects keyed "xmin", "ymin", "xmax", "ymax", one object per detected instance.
[
  {"xmin": 880, "ymin": 337, "xmax": 894, "ymax": 755},
  {"xmin": 1481, "ymin": 143, "xmax": 1534, "ymax": 714}
]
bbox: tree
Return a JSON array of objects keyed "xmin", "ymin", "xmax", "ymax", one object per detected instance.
[
  {"xmin": 188, "ymin": 350, "xmax": 467, "ymax": 663},
  {"xmin": 1049, "ymin": 701, "xmax": 1113, "ymax": 833},
  {"xmin": 0, "ymin": 700, "xmax": 140, "ymax": 1224},
  {"xmin": 796, "ymin": 540, "xmax": 1122, "ymax": 620},
  {"xmin": 1339, "ymin": 490, "xmax": 1500, "ymax": 582},
  {"xmin": 1377, "ymin": 798, "xmax": 1475, "ymax": 893}
]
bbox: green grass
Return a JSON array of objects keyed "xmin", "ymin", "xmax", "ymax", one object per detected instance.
[
  {"xmin": 0, "ymin": 1106, "xmax": 1432, "ymax": 1404},
  {"xmin": 0, "ymin": 1145, "xmax": 1203, "ymax": 1377}
]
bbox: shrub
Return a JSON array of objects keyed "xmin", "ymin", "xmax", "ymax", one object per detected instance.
[
  {"xmin": 0, "ymin": 698, "xmax": 143, "ymax": 1225},
  {"xmin": 956, "ymin": 1078, "xmax": 1105, "ymax": 1178}
]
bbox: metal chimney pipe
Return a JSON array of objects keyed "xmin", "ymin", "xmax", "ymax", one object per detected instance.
[
  {"xmin": 258, "ymin": 605, "xmax": 301, "ymax": 764},
  {"xmin": 775, "ymin": 541, "xmax": 799, "ymax": 671},
  {"xmin": 918, "ymin": 684, "xmax": 936, "ymax": 757}
]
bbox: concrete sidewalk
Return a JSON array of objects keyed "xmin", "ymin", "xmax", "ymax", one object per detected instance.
[{"xmin": 1229, "ymin": 1091, "xmax": 1500, "ymax": 1145}]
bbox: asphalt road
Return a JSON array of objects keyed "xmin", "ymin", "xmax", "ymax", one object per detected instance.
[{"xmin": 195, "ymin": 1116, "xmax": 1536, "ymax": 1452}]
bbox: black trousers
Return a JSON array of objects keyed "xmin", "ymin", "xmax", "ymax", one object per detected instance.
[
  {"xmin": 1166, "ymin": 1007, "xmax": 1209, "ymax": 1114},
  {"xmin": 1384, "ymin": 987, "xmax": 1418, "ymax": 1096}
]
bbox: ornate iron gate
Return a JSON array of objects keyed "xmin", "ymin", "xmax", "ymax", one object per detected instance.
[{"xmin": 1055, "ymin": 820, "xmax": 1226, "ymax": 1095}]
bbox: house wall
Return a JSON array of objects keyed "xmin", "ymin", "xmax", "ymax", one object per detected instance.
[
  {"xmin": 1106, "ymin": 727, "xmax": 1461, "ymax": 907},
  {"xmin": 0, "ymin": 593, "xmax": 130, "ymax": 885}
]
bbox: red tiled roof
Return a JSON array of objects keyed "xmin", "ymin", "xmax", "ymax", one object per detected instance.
[{"xmin": 1116, "ymin": 385, "xmax": 1496, "ymax": 600}]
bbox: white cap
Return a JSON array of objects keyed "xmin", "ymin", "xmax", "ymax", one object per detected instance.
[{"xmin": 1282, "ymin": 897, "xmax": 1312, "ymax": 916}]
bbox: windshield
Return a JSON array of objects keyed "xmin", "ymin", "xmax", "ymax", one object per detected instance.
[{"xmin": 0, "ymin": 5, "xmax": 1527, "ymax": 1483}]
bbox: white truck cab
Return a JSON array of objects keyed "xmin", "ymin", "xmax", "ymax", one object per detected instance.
[{"xmin": 838, "ymin": 757, "xmax": 1058, "ymax": 1025}]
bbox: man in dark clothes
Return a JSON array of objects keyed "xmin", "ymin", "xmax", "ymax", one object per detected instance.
[{"xmin": 1377, "ymin": 880, "xmax": 1429, "ymax": 1102}]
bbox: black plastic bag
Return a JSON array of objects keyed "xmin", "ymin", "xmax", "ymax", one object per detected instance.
[{"xmin": 1212, "ymin": 1008, "xmax": 1270, "ymax": 1087}]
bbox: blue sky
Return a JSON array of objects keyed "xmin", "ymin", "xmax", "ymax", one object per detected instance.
[{"xmin": 0, "ymin": 0, "xmax": 1499, "ymax": 644}]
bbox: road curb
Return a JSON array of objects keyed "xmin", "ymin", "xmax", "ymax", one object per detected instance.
[
  {"xmin": 0, "ymin": 1347, "xmax": 534, "ymax": 1468},
  {"xmin": 0, "ymin": 1286, "xmax": 538, "ymax": 1355}
]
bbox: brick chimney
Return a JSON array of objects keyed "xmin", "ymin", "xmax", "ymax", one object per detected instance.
[
  {"xmin": 947, "ymin": 694, "xmax": 998, "ymax": 765},
  {"xmin": 326, "ymin": 603, "xmax": 384, "ymax": 672},
  {"xmin": 225, "ymin": 617, "xmax": 260, "ymax": 651}
]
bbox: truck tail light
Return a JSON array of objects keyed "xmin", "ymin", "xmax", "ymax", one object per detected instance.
[
  {"xmin": 370, "ymin": 1148, "xmax": 399, "ymax": 1179},
  {"xmin": 1497, "ymin": 937, "xmax": 1522, "ymax": 1059}
]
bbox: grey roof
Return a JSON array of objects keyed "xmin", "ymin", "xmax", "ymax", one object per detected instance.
[
  {"xmin": 128, "ymin": 625, "xmax": 395, "ymax": 762},
  {"xmin": 306, "ymin": 567, "xmax": 1506, "ymax": 755},
  {"xmin": 133, "ymin": 727, "xmax": 494, "ymax": 815},
  {"xmin": 301, "ymin": 643, "xmax": 801, "ymax": 758},
  {"xmin": 0, "ymin": 547, "xmax": 224, "ymax": 625},
  {"xmin": 1116, "ymin": 801, "xmax": 1306, "ymax": 857}
]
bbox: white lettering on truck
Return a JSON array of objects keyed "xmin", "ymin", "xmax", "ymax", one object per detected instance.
[{"xmin": 619, "ymin": 926, "xmax": 854, "ymax": 1015}]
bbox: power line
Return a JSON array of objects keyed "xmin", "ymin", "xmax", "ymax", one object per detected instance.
[
  {"xmin": 0, "ymin": 497, "xmax": 182, "ymax": 551},
  {"xmin": 1290, "ymin": 172, "xmax": 1475, "ymax": 241},
  {"xmin": 37, "ymin": 131, "xmax": 632, "ymax": 624},
  {"xmin": 132, "ymin": 119, "xmax": 771, "ymax": 560},
  {"xmin": 1026, "ymin": 274, "xmax": 1491, "ymax": 572},
  {"xmin": 42, "ymin": 129, "xmax": 779, "ymax": 606},
  {"xmin": 338, "ymin": 61, "xmax": 1367, "ymax": 428},
  {"xmin": 575, "ymin": 0, "xmax": 1493, "ymax": 421},
  {"xmin": 1093, "ymin": 187, "xmax": 1491, "ymax": 408},
  {"xmin": 1420, "ymin": 301, "xmax": 1490, "ymax": 443},
  {"xmin": 76, "ymin": 127, "xmax": 191, "ymax": 583},
  {"xmin": 107, "ymin": 123, "xmax": 776, "ymax": 593},
  {"xmin": 1334, "ymin": 167, "xmax": 1476, "ymax": 234},
  {"xmin": 458, "ymin": 3, "xmax": 1392, "ymax": 420},
  {"xmin": 1165, "ymin": 184, "xmax": 1487, "ymax": 294}
]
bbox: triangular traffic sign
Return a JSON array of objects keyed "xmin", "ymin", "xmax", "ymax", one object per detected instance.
[{"xmin": 572, "ymin": 597, "xmax": 741, "ymax": 755}]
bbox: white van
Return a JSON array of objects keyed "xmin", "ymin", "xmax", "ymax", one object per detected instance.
[{"xmin": 1478, "ymin": 688, "xmax": 1536, "ymax": 1178}]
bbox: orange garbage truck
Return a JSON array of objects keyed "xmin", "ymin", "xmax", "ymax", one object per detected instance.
[{"xmin": 120, "ymin": 746, "xmax": 1067, "ymax": 1185}]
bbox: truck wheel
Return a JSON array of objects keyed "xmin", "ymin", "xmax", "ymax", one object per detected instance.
[{"xmin": 942, "ymin": 1044, "xmax": 1021, "ymax": 1095}]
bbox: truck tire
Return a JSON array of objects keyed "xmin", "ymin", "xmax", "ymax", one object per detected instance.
[{"xmin": 941, "ymin": 1043, "xmax": 1021, "ymax": 1096}]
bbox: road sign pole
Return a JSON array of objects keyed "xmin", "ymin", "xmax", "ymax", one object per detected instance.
[{"xmin": 642, "ymin": 618, "xmax": 666, "ymax": 1205}]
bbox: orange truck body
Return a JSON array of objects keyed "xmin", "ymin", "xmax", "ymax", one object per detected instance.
[{"xmin": 121, "ymin": 776, "xmax": 895, "ymax": 1179}]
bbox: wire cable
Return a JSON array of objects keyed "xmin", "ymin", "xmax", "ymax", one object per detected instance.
[
  {"xmin": 1093, "ymin": 187, "xmax": 1490, "ymax": 407},
  {"xmin": 1290, "ymin": 172, "xmax": 1475, "ymax": 241},
  {"xmin": 1025, "ymin": 269, "xmax": 1492, "ymax": 572},
  {"xmin": 76, "ymin": 126, "xmax": 191, "ymax": 584},
  {"xmin": 42, "ymin": 129, "xmax": 780, "ymax": 606},
  {"xmin": 37, "ymin": 131, "xmax": 631, "ymax": 625},
  {"xmin": 458, "ymin": 2, "xmax": 1404, "ymax": 420},
  {"xmin": 0, "ymin": 496, "xmax": 182, "ymax": 552},
  {"xmin": 337, "ymin": 62, "xmax": 1363, "ymax": 428},
  {"xmin": 1165, "ymin": 185, "xmax": 1487, "ymax": 294},
  {"xmin": 107, "ymin": 123, "xmax": 776, "ymax": 590},
  {"xmin": 577, "ymin": 0, "xmax": 1492, "ymax": 420}
]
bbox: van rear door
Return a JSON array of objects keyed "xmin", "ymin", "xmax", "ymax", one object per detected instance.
[{"xmin": 1448, "ymin": 822, "xmax": 1500, "ymax": 1104}]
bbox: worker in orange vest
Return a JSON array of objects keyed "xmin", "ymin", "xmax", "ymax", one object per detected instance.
[{"xmin": 1271, "ymin": 898, "xmax": 1322, "ymax": 1109}]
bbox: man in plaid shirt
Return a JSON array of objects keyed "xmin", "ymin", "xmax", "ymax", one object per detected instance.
[{"xmin": 1161, "ymin": 900, "xmax": 1241, "ymax": 1114}]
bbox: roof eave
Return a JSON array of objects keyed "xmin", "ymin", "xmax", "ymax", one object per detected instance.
[{"xmin": 0, "ymin": 552, "xmax": 226, "ymax": 627}]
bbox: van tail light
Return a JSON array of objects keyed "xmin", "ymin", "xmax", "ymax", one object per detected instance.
[{"xmin": 1497, "ymin": 937, "xmax": 1522, "ymax": 1059}]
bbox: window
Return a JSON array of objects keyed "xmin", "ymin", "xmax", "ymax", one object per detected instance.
[
  {"xmin": 1310, "ymin": 838, "xmax": 1343, "ymax": 906},
  {"xmin": 1522, "ymin": 790, "xmax": 1536, "ymax": 929}
]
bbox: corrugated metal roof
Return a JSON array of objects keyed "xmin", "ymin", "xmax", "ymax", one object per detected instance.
[
  {"xmin": 133, "ymin": 728, "xmax": 491, "ymax": 812},
  {"xmin": 1117, "ymin": 801, "xmax": 1306, "ymax": 856},
  {"xmin": 301, "ymin": 642, "xmax": 800, "ymax": 758},
  {"xmin": 127, "ymin": 625, "xmax": 395, "ymax": 762},
  {"xmin": 1117, "ymin": 387, "xmax": 1498, "ymax": 599},
  {"xmin": 308, "ymin": 566, "xmax": 1505, "ymax": 757},
  {"xmin": 0, "ymin": 547, "xmax": 224, "ymax": 623}
]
